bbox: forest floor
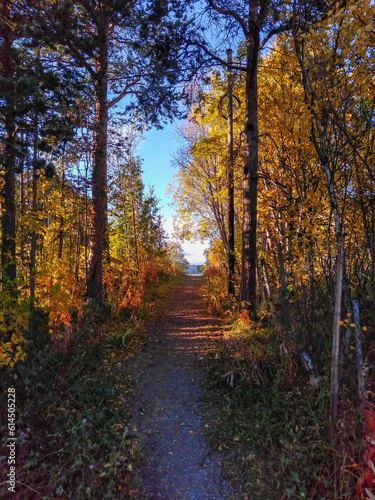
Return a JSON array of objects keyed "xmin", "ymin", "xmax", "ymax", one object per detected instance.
[
  {"xmin": 126, "ymin": 275, "xmax": 235, "ymax": 499},
  {"xmin": 1, "ymin": 274, "xmax": 361, "ymax": 499}
]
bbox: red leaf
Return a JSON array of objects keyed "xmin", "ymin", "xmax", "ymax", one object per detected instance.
[{"xmin": 357, "ymin": 476, "xmax": 365, "ymax": 495}]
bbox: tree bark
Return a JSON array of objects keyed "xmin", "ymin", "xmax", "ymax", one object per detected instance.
[
  {"xmin": 239, "ymin": 25, "xmax": 259, "ymax": 320},
  {"xmin": 277, "ymin": 242, "xmax": 293, "ymax": 338},
  {"xmin": 86, "ymin": 12, "xmax": 109, "ymax": 305},
  {"xmin": 131, "ymin": 199, "xmax": 139, "ymax": 271},
  {"xmin": 29, "ymin": 105, "xmax": 39, "ymax": 340},
  {"xmin": 1, "ymin": 100, "xmax": 17, "ymax": 284},
  {"xmin": 227, "ymin": 48, "xmax": 236, "ymax": 296},
  {"xmin": 0, "ymin": 5, "xmax": 17, "ymax": 286},
  {"xmin": 330, "ymin": 235, "xmax": 344, "ymax": 422},
  {"xmin": 353, "ymin": 299, "xmax": 366, "ymax": 407},
  {"xmin": 260, "ymin": 256, "xmax": 273, "ymax": 301}
]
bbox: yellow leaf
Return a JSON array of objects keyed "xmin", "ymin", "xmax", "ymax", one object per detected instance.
[
  {"xmin": 104, "ymin": 463, "xmax": 111, "ymax": 468},
  {"xmin": 127, "ymin": 464, "xmax": 133, "ymax": 471},
  {"xmin": 339, "ymin": 321, "xmax": 344, "ymax": 326},
  {"xmin": 363, "ymin": 327, "xmax": 368, "ymax": 332},
  {"xmin": 350, "ymin": 324, "xmax": 356, "ymax": 328},
  {"xmin": 189, "ymin": 430, "xmax": 194, "ymax": 434},
  {"xmin": 100, "ymin": 472, "xmax": 106, "ymax": 477}
]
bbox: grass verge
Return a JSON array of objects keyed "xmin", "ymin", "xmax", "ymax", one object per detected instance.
[
  {"xmin": 205, "ymin": 314, "xmax": 365, "ymax": 500},
  {"xmin": 0, "ymin": 273, "xmax": 184, "ymax": 499}
]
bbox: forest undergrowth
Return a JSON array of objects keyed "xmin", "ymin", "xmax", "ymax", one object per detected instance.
[
  {"xmin": 202, "ymin": 266, "xmax": 375, "ymax": 500},
  {"xmin": 0, "ymin": 273, "xmax": 184, "ymax": 500}
]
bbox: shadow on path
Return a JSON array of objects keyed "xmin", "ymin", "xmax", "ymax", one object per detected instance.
[{"xmin": 128, "ymin": 276, "xmax": 234, "ymax": 500}]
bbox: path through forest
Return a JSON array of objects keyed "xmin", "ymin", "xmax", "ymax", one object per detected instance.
[{"xmin": 128, "ymin": 275, "xmax": 234, "ymax": 499}]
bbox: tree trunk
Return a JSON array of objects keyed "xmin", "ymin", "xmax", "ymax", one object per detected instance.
[
  {"xmin": 330, "ymin": 235, "xmax": 344, "ymax": 422},
  {"xmin": 293, "ymin": 28, "xmax": 347, "ymax": 422},
  {"xmin": 260, "ymin": 256, "xmax": 273, "ymax": 301},
  {"xmin": 58, "ymin": 170, "xmax": 65, "ymax": 260},
  {"xmin": 84, "ymin": 159, "xmax": 89, "ymax": 284},
  {"xmin": 1, "ymin": 100, "xmax": 17, "ymax": 285},
  {"xmin": 227, "ymin": 48, "xmax": 236, "ymax": 296},
  {"xmin": 1, "ymin": 9, "xmax": 17, "ymax": 287},
  {"xmin": 29, "ymin": 106, "xmax": 38, "ymax": 340},
  {"xmin": 277, "ymin": 242, "xmax": 293, "ymax": 338},
  {"xmin": 86, "ymin": 17, "xmax": 108, "ymax": 305},
  {"xmin": 353, "ymin": 299, "xmax": 366, "ymax": 407},
  {"xmin": 239, "ymin": 27, "xmax": 260, "ymax": 320},
  {"xmin": 75, "ymin": 207, "xmax": 81, "ymax": 282},
  {"xmin": 131, "ymin": 200, "xmax": 139, "ymax": 271}
]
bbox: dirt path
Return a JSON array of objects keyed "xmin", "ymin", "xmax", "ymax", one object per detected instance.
[{"xmin": 128, "ymin": 275, "xmax": 234, "ymax": 500}]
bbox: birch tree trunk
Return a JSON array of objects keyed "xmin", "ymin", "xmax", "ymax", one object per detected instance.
[
  {"xmin": 353, "ymin": 299, "xmax": 366, "ymax": 407},
  {"xmin": 277, "ymin": 242, "xmax": 292, "ymax": 338},
  {"xmin": 330, "ymin": 236, "xmax": 344, "ymax": 422},
  {"xmin": 293, "ymin": 23, "xmax": 346, "ymax": 423},
  {"xmin": 260, "ymin": 256, "xmax": 273, "ymax": 301}
]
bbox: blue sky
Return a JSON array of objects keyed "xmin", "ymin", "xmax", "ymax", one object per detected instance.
[{"xmin": 139, "ymin": 123, "xmax": 207, "ymax": 265}]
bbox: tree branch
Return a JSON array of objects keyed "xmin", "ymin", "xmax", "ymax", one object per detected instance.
[
  {"xmin": 207, "ymin": 0, "xmax": 248, "ymax": 37},
  {"xmin": 65, "ymin": 37, "xmax": 96, "ymax": 79},
  {"xmin": 192, "ymin": 40, "xmax": 247, "ymax": 71},
  {"xmin": 108, "ymin": 75, "xmax": 141, "ymax": 109},
  {"xmin": 259, "ymin": 19, "xmax": 293, "ymax": 50}
]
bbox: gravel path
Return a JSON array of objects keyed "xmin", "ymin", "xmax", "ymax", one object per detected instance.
[{"xmin": 128, "ymin": 275, "xmax": 234, "ymax": 500}]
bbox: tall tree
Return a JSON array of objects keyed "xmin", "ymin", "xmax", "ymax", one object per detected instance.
[
  {"xmin": 291, "ymin": 0, "xmax": 373, "ymax": 420},
  {"xmin": 0, "ymin": 0, "xmax": 22, "ymax": 287},
  {"xmin": 39, "ymin": 0, "xmax": 198, "ymax": 305},
  {"xmin": 196, "ymin": 0, "xmax": 338, "ymax": 319}
]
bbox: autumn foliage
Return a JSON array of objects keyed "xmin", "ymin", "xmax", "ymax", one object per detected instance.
[{"xmin": 1, "ymin": 0, "xmax": 375, "ymax": 498}]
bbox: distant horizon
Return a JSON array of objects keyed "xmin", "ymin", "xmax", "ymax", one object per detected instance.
[{"xmin": 139, "ymin": 124, "xmax": 209, "ymax": 265}]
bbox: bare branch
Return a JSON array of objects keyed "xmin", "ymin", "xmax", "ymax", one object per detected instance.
[
  {"xmin": 259, "ymin": 20, "xmax": 293, "ymax": 50},
  {"xmin": 108, "ymin": 75, "xmax": 141, "ymax": 109},
  {"xmin": 207, "ymin": 0, "xmax": 248, "ymax": 37},
  {"xmin": 192, "ymin": 40, "xmax": 247, "ymax": 71}
]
